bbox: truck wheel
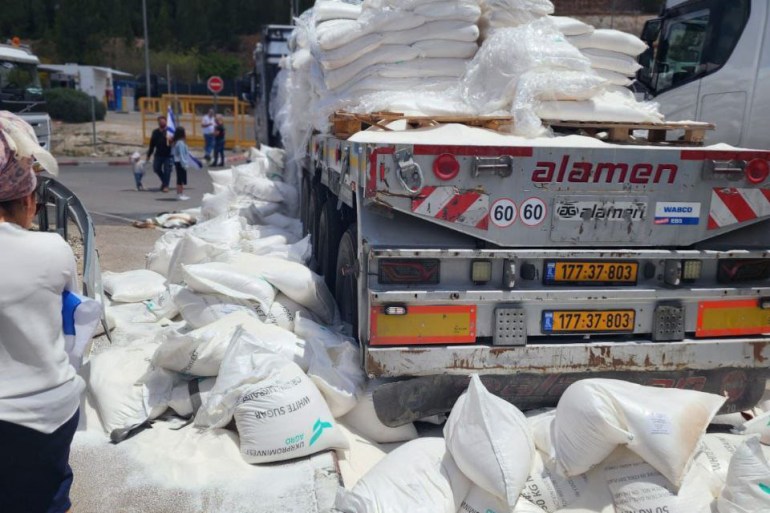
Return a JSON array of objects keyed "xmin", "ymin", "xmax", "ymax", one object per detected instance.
[
  {"xmin": 300, "ymin": 173, "xmax": 311, "ymax": 237},
  {"xmin": 318, "ymin": 199, "xmax": 344, "ymax": 294},
  {"xmin": 335, "ymin": 227, "xmax": 359, "ymax": 338},
  {"xmin": 308, "ymin": 185, "xmax": 326, "ymax": 272}
]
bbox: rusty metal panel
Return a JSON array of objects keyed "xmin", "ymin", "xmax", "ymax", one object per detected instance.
[
  {"xmin": 364, "ymin": 339, "xmax": 770, "ymax": 377},
  {"xmin": 371, "ymin": 367, "xmax": 769, "ymax": 426}
]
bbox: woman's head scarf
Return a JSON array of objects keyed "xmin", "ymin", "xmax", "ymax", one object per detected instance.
[{"xmin": 0, "ymin": 111, "xmax": 58, "ymax": 202}]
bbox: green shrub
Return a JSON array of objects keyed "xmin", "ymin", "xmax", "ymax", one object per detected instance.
[{"xmin": 44, "ymin": 88, "xmax": 106, "ymax": 123}]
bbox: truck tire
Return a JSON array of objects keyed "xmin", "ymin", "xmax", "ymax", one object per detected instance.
[
  {"xmin": 318, "ymin": 198, "xmax": 344, "ymax": 294},
  {"xmin": 309, "ymin": 185, "xmax": 326, "ymax": 272},
  {"xmin": 301, "ymin": 173, "xmax": 311, "ymax": 237},
  {"xmin": 335, "ymin": 226, "xmax": 359, "ymax": 338}
]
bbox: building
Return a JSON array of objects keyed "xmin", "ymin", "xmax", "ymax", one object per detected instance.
[{"xmin": 39, "ymin": 64, "xmax": 133, "ymax": 109}]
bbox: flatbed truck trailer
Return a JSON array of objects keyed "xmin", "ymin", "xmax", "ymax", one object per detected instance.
[{"xmin": 302, "ymin": 117, "xmax": 770, "ymax": 426}]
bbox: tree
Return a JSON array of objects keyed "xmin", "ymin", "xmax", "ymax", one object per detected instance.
[{"xmin": 54, "ymin": 0, "xmax": 105, "ymax": 63}]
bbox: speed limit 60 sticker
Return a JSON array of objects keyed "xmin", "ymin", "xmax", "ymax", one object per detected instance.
[
  {"xmin": 490, "ymin": 198, "xmax": 517, "ymax": 227},
  {"xmin": 520, "ymin": 197, "xmax": 547, "ymax": 227},
  {"xmin": 490, "ymin": 197, "xmax": 547, "ymax": 228}
]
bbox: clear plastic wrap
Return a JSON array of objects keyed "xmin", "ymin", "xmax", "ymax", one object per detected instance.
[
  {"xmin": 511, "ymin": 69, "xmax": 608, "ymax": 137},
  {"xmin": 534, "ymin": 91, "xmax": 664, "ymax": 125},
  {"xmin": 461, "ymin": 19, "xmax": 592, "ymax": 112}
]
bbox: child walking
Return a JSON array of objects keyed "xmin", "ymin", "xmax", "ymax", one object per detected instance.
[
  {"xmin": 171, "ymin": 127, "xmax": 191, "ymax": 201},
  {"xmin": 130, "ymin": 151, "xmax": 145, "ymax": 191}
]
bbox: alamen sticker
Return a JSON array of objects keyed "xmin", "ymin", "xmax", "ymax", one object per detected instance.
[{"xmin": 556, "ymin": 201, "xmax": 647, "ymax": 222}]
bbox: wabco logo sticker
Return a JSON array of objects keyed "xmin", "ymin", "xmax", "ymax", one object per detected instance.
[
  {"xmin": 556, "ymin": 201, "xmax": 647, "ymax": 222},
  {"xmin": 654, "ymin": 202, "xmax": 701, "ymax": 225}
]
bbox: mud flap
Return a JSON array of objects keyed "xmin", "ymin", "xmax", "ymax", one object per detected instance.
[{"xmin": 372, "ymin": 369, "xmax": 770, "ymax": 427}]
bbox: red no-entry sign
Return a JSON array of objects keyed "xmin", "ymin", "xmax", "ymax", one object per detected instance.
[{"xmin": 207, "ymin": 76, "xmax": 224, "ymax": 95}]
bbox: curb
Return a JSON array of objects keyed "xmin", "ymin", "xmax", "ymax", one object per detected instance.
[
  {"xmin": 56, "ymin": 153, "xmax": 250, "ymax": 168},
  {"xmin": 57, "ymin": 160, "xmax": 130, "ymax": 167}
]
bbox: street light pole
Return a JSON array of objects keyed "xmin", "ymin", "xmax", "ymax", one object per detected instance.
[{"xmin": 142, "ymin": 0, "xmax": 151, "ymax": 98}]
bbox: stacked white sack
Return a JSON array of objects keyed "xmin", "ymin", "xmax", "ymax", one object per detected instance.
[
  {"xmin": 87, "ymin": 147, "xmax": 381, "ymax": 465},
  {"xmin": 477, "ymin": 0, "xmax": 554, "ymax": 39},
  {"xmin": 568, "ymin": 28, "xmax": 648, "ymax": 87},
  {"xmin": 309, "ymin": 0, "xmax": 480, "ymax": 122},
  {"xmin": 462, "ymin": 17, "xmax": 663, "ymax": 136}
]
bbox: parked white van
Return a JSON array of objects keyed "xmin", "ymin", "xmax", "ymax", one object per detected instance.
[{"xmin": 637, "ymin": 0, "xmax": 769, "ymax": 149}]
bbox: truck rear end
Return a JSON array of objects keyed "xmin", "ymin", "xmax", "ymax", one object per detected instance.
[{"xmin": 305, "ymin": 123, "xmax": 770, "ymax": 426}]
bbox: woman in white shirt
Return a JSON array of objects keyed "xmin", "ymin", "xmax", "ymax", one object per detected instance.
[{"xmin": 0, "ymin": 112, "xmax": 83, "ymax": 513}]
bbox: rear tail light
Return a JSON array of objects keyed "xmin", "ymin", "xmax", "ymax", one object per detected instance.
[
  {"xmin": 433, "ymin": 153, "xmax": 460, "ymax": 181},
  {"xmin": 745, "ymin": 159, "xmax": 770, "ymax": 184},
  {"xmin": 664, "ymin": 259, "xmax": 702, "ymax": 286},
  {"xmin": 471, "ymin": 260, "xmax": 493, "ymax": 284},
  {"xmin": 378, "ymin": 259, "xmax": 440, "ymax": 285},
  {"xmin": 718, "ymin": 259, "xmax": 770, "ymax": 283},
  {"xmin": 384, "ymin": 305, "xmax": 407, "ymax": 315}
]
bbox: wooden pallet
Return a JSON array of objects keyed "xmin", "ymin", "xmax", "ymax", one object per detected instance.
[
  {"xmin": 330, "ymin": 111, "xmax": 715, "ymax": 145},
  {"xmin": 332, "ymin": 112, "xmax": 513, "ymax": 138},
  {"xmin": 542, "ymin": 120, "xmax": 715, "ymax": 145}
]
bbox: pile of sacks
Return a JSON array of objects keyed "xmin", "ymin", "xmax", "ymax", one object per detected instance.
[
  {"xmin": 82, "ymin": 144, "xmax": 421, "ymax": 467},
  {"xmin": 334, "ymin": 376, "xmax": 770, "ymax": 513},
  {"xmin": 274, "ymin": 0, "xmax": 662, "ymax": 157}
]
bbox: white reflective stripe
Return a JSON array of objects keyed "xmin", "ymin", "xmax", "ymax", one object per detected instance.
[
  {"xmin": 413, "ymin": 187, "xmax": 455, "ymax": 216},
  {"xmin": 738, "ymin": 188, "xmax": 770, "ymax": 217},
  {"xmin": 709, "ymin": 191, "xmax": 739, "ymax": 227},
  {"xmin": 456, "ymin": 194, "xmax": 489, "ymax": 227}
]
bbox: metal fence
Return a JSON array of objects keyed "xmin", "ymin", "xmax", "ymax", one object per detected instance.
[
  {"xmin": 139, "ymin": 94, "xmax": 255, "ymax": 151},
  {"xmin": 37, "ymin": 177, "xmax": 110, "ymax": 339}
]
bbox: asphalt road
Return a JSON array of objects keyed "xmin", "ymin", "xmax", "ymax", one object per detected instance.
[
  {"xmin": 56, "ymin": 163, "xmax": 213, "ymax": 226},
  {"xmin": 55, "ymin": 163, "xmax": 214, "ymax": 272}
]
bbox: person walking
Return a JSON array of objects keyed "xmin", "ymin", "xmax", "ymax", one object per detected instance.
[
  {"xmin": 130, "ymin": 151, "xmax": 145, "ymax": 191},
  {"xmin": 146, "ymin": 115, "xmax": 173, "ymax": 192},
  {"xmin": 212, "ymin": 114, "xmax": 226, "ymax": 167},
  {"xmin": 0, "ymin": 111, "xmax": 83, "ymax": 513},
  {"xmin": 201, "ymin": 109, "xmax": 215, "ymax": 163},
  {"xmin": 172, "ymin": 126, "xmax": 192, "ymax": 201}
]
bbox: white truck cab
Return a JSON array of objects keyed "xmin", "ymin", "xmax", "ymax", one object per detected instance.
[
  {"xmin": 637, "ymin": 0, "xmax": 769, "ymax": 149},
  {"xmin": 0, "ymin": 43, "xmax": 51, "ymax": 150}
]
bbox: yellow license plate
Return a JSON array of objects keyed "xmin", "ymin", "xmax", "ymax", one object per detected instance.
[
  {"xmin": 542, "ymin": 310, "xmax": 635, "ymax": 333},
  {"xmin": 544, "ymin": 261, "xmax": 638, "ymax": 285},
  {"xmin": 697, "ymin": 299, "xmax": 770, "ymax": 338},
  {"xmin": 370, "ymin": 305, "xmax": 477, "ymax": 346}
]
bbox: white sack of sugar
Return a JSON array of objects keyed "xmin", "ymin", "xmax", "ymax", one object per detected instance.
[
  {"xmin": 444, "ymin": 374, "xmax": 535, "ymax": 508},
  {"xmin": 103, "ymin": 269, "xmax": 167, "ymax": 303},
  {"xmin": 339, "ymin": 380, "xmax": 418, "ymax": 444},
  {"xmin": 234, "ymin": 356, "xmax": 348, "ymax": 464},
  {"xmin": 550, "ymin": 379, "xmax": 725, "ymax": 486},
  {"xmin": 717, "ymin": 437, "xmax": 770, "ymax": 513},
  {"xmin": 226, "ymin": 253, "xmax": 338, "ymax": 324},
  {"xmin": 182, "ymin": 261, "xmax": 276, "ymax": 312},
  {"xmin": 335, "ymin": 437, "xmax": 470, "ymax": 513},
  {"xmin": 459, "ymin": 485, "xmax": 544, "ymax": 513},
  {"xmin": 295, "ymin": 313, "xmax": 364, "ymax": 418}
]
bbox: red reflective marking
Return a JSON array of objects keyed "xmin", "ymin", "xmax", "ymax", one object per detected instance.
[
  {"xmin": 716, "ymin": 188, "xmax": 757, "ymax": 222},
  {"xmin": 367, "ymin": 147, "xmax": 395, "ymax": 197},
  {"xmin": 413, "ymin": 145, "xmax": 533, "ymax": 157},
  {"xmin": 438, "ymin": 192, "xmax": 480, "ymax": 222},
  {"xmin": 707, "ymin": 215, "xmax": 719, "ymax": 230},
  {"xmin": 680, "ymin": 150, "xmax": 770, "ymax": 161},
  {"xmin": 475, "ymin": 214, "xmax": 489, "ymax": 230},
  {"xmin": 410, "ymin": 186, "xmax": 437, "ymax": 211},
  {"xmin": 762, "ymin": 189, "xmax": 770, "ymax": 203}
]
